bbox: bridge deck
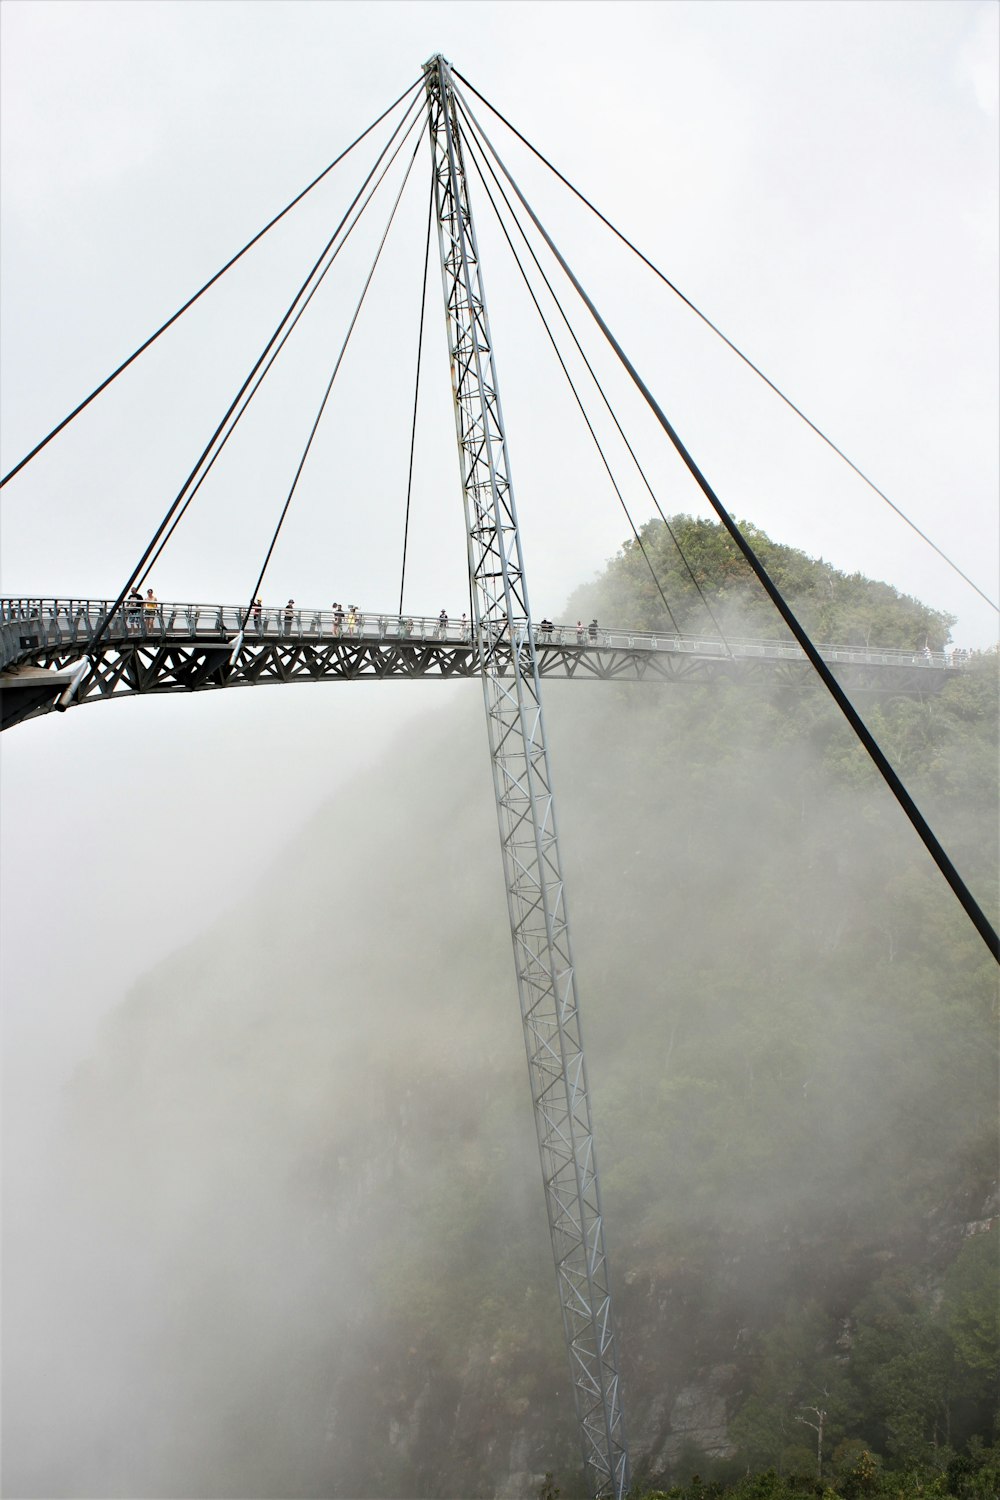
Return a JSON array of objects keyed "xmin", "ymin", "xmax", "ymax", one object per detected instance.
[{"xmin": 0, "ymin": 599, "xmax": 964, "ymax": 731}]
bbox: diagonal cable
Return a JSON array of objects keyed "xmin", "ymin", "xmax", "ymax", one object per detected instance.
[
  {"xmin": 455, "ymin": 75, "xmax": 999, "ymax": 962},
  {"xmin": 0, "ymin": 76, "xmax": 424, "ymax": 490},
  {"xmin": 459, "ymin": 97, "xmax": 729, "ymax": 644},
  {"xmin": 140, "ymin": 103, "xmax": 429, "ymax": 585},
  {"xmin": 88, "ymin": 89, "xmax": 426, "ymax": 650},
  {"xmin": 453, "ymin": 69, "xmax": 998, "ymax": 616},
  {"xmin": 399, "ymin": 177, "xmax": 435, "ymax": 616},
  {"xmin": 245, "ymin": 114, "xmax": 429, "ymax": 618},
  {"xmin": 459, "ymin": 125, "xmax": 683, "ymax": 636}
]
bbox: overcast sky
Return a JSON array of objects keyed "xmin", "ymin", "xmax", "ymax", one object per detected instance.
[{"xmin": 1, "ymin": 0, "xmax": 998, "ymax": 1177}]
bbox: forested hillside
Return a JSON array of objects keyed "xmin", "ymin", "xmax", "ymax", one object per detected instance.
[
  {"xmin": 566, "ymin": 516, "xmax": 958, "ymax": 648},
  {"xmin": 8, "ymin": 519, "xmax": 997, "ymax": 1499}
]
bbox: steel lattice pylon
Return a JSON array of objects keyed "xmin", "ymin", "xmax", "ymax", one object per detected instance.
[{"xmin": 424, "ymin": 55, "xmax": 629, "ymax": 1500}]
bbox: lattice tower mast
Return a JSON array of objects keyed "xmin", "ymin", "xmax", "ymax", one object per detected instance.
[{"xmin": 423, "ymin": 55, "xmax": 629, "ymax": 1500}]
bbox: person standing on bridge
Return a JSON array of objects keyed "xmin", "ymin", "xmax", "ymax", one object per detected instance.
[
  {"xmin": 332, "ymin": 603, "xmax": 344, "ymax": 635},
  {"xmin": 252, "ymin": 597, "xmax": 262, "ymax": 632},
  {"xmin": 284, "ymin": 599, "xmax": 295, "ymax": 635},
  {"xmin": 576, "ymin": 620, "xmax": 585, "ymax": 643},
  {"xmin": 144, "ymin": 587, "xmax": 158, "ymax": 632},
  {"xmin": 127, "ymin": 588, "xmax": 143, "ymax": 630},
  {"xmin": 438, "ymin": 608, "xmax": 448, "ymax": 638},
  {"xmin": 588, "ymin": 618, "xmax": 598, "ymax": 642}
]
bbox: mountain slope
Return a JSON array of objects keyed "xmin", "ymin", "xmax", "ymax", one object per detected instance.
[{"xmin": 6, "ymin": 519, "xmax": 997, "ymax": 1498}]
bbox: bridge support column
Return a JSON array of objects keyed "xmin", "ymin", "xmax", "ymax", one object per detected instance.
[{"xmin": 424, "ymin": 54, "xmax": 629, "ymax": 1500}]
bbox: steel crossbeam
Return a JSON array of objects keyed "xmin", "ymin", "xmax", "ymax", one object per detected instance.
[{"xmin": 423, "ymin": 55, "xmax": 630, "ymax": 1499}]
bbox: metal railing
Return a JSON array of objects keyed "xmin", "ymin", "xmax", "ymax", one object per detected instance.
[{"xmin": 0, "ymin": 597, "xmax": 971, "ymax": 676}]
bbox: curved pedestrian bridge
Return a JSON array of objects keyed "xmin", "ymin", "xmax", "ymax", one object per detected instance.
[{"xmin": 0, "ymin": 597, "xmax": 965, "ymax": 731}]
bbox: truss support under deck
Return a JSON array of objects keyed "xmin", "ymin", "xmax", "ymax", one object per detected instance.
[{"xmin": 424, "ymin": 55, "xmax": 629, "ymax": 1500}]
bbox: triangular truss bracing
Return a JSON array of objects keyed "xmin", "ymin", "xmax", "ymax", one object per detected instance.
[{"xmin": 424, "ymin": 55, "xmax": 630, "ymax": 1500}]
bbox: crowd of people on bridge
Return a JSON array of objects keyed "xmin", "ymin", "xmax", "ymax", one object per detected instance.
[
  {"xmin": 246, "ymin": 603, "xmax": 600, "ymax": 644},
  {"xmin": 121, "ymin": 594, "xmax": 606, "ymax": 649},
  {"xmin": 238, "ymin": 597, "xmax": 602, "ymax": 645}
]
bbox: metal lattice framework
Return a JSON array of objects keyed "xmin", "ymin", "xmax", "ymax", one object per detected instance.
[
  {"xmin": 0, "ymin": 602, "xmax": 957, "ymax": 731},
  {"xmin": 0, "ymin": 53, "xmax": 989, "ymax": 1491},
  {"xmin": 424, "ymin": 55, "xmax": 629, "ymax": 1498}
]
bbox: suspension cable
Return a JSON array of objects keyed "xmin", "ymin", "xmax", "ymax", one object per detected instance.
[
  {"xmin": 87, "ymin": 90, "xmax": 427, "ymax": 651},
  {"xmin": 453, "ymin": 70, "xmax": 999, "ymax": 617},
  {"xmin": 0, "ymin": 76, "xmax": 424, "ymax": 491},
  {"xmin": 458, "ymin": 96, "xmax": 727, "ymax": 645},
  {"xmin": 399, "ymin": 180, "xmax": 434, "ymax": 616},
  {"xmin": 460, "ymin": 126, "xmax": 682, "ymax": 636},
  {"xmin": 455, "ymin": 78, "xmax": 999, "ymax": 963},
  {"xmin": 140, "ymin": 104, "xmax": 429, "ymax": 587},
  {"xmin": 245, "ymin": 113, "xmax": 429, "ymax": 620}
]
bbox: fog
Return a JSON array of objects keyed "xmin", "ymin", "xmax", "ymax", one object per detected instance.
[
  {"xmin": 2, "ymin": 2, "xmax": 998, "ymax": 1495},
  {"xmin": 3, "ymin": 618, "xmax": 997, "ymax": 1493}
]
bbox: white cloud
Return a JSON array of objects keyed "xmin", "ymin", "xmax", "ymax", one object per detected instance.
[{"xmin": 958, "ymin": 1, "xmax": 1000, "ymax": 116}]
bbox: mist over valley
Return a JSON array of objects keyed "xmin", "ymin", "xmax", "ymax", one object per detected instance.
[{"xmin": 3, "ymin": 520, "xmax": 997, "ymax": 1498}]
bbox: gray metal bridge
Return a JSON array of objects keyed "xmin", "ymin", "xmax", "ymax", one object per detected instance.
[
  {"xmin": 3, "ymin": 51, "xmax": 996, "ymax": 1499},
  {"xmin": 0, "ymin": 596, "xmax": 961, "ymax": 731}
]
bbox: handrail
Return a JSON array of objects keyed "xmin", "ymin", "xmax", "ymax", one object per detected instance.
[{"xmin": 0, "ymin": 596, "xmax": 980, "ymax": 676}]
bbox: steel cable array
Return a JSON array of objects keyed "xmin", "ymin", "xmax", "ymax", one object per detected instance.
[
  {"xmin": 0, "ymin": 76, "xmax": 425, "ymax": 492},
  {"xmin": 1, "ymin": 57, "xmax": 993, "ymax": 962},
  {"xmin": 398, "ymin": 181, "xmax": 435, "ymax": 617},
  {"xmin": 449, "ymin": 76, "xmax": 999, "ymax": 962},
  {"xmin": 87, "ymin": 88, "xmax": 429, "ymax": 651},
  {"xmin": 140, "ymin": 100, "xmax": 432, "ymax": 590},
  {"xmin": 244, "ymin": 112, "xmax": 430, "ymax": 622},
  {"xmin": 455, "ymin": 94, "xmax": 727, "ymax": 646},
  {"xmin": 453, "ymin": 69, "xmax": 999, "ymax": 616}
]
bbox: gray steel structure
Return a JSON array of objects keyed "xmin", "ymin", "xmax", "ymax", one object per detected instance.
[
  {"xmin": 0, "ymin": 599, "xmax": 961, "ymax": 732},
  {"xmin": 424, "ymin": 54, "xmax": 630, "ymax": 1499},
  {"xmin": 0, "ymin": 53, "xmax": 987, "ymax": 1498}
]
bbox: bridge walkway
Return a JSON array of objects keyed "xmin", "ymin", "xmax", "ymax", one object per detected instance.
[{"xmin": 0, "ymin": 598, "xmax": 964, "ymax": 731}]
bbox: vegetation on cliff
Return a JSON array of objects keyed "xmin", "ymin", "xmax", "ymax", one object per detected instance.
[
  {"xmin": 14, "ymin": 517, "xmax": 997, "ymax": 1498},
  {"xmin": 565, "ymin": 515, "xmax": 957, "ymax": 649}
]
